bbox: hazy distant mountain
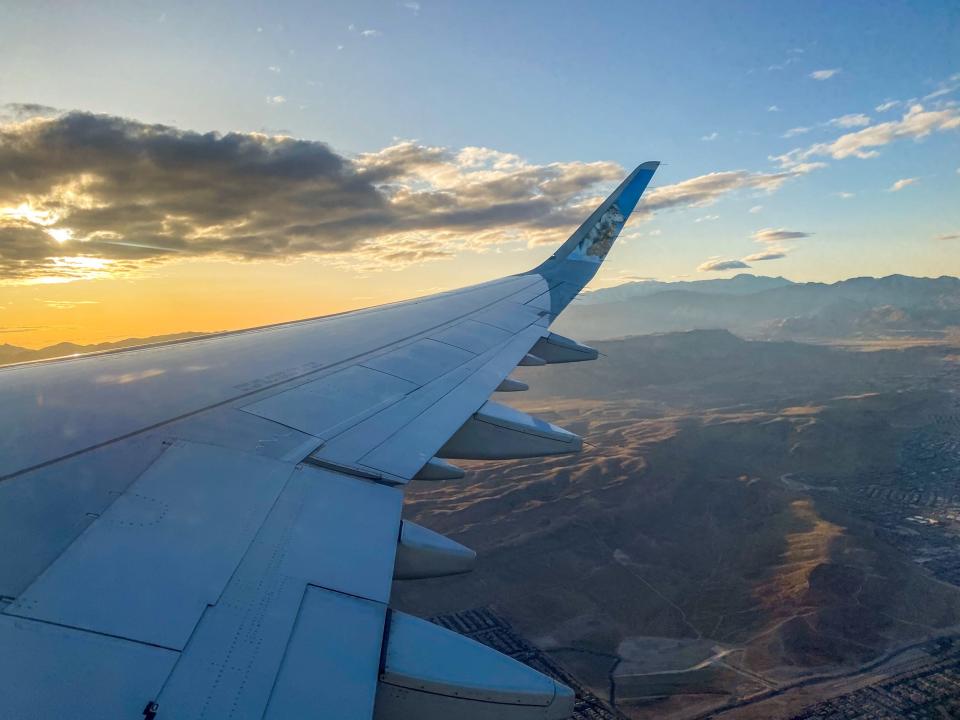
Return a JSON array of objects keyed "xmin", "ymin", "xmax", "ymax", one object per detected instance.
[
  {"xmin": 4, "ymin": 274, "xmax": 957, "ymax": 366},
  {"xmin": 556, "ymin": 274, "xmax": 960, "ymax": 342},
  {"xmin": 0, "ymin": 332, "xmax": 206, "ymax": 366},
  {"xmin": 578, "ymin": 273, "xmax": 795, "ymax": 304}
]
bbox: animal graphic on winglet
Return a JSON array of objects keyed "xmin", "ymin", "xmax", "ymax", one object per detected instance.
[{"xmin": 575, "ymin": 203, "xmax": 625, "ymax": 260}]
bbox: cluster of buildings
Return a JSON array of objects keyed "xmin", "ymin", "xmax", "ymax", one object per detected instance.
[
  {"xmin": 789, "ymin": 639, "xmax": 960, "ymax": 719},
  {"xmin": 430, "ymin": 607, "xmax": 625, "ymax": 720},
  {"xmin": 802, "ymin": 407, "xmax": 960, "ymax": 586}
]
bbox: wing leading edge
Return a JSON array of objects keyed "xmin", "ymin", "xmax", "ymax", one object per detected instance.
[{"xmin": 0, "ymin": 162, "xmax": 659, "ymax": 720}]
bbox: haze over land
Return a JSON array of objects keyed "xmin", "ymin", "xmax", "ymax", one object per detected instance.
[
  {"xmin": 560, "ymin": 273, "xmax": 960, "ymax": 344},
  {"xmin": 391, "ymin": 274, "xmax": 960, "ymax": 719}
]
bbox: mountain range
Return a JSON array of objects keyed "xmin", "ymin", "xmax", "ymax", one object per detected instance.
[
  {"xmin": 0, "ymin": 332, "xmax": 204, "ymax": 366},
  {"xmin": 2, "ymin": 274, "xmax": 958, "ymax": 366},
  {"xmin": 557, "ymin": 274, "xmax": 960, "ymax": 342}
]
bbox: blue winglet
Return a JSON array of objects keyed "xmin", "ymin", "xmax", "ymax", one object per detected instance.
[{"xmin": 532, "ymin": 161, "xmax": 659, "ymax": 273}]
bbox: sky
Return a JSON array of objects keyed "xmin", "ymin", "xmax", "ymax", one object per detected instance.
[{"xmin": 0, "ymin": 0, "xmax": 958, "ymax": 348}]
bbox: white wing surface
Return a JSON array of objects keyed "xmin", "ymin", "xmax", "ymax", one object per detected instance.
[{"xmin": 0, "ymin": 161, "xmax": 659, "ymax": 720}]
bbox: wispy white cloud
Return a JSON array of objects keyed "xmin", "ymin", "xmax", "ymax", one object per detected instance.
[
  {"xmin": 752, "ymin": 228, "xmax": 812, "ymax": 244},
  {"xmin": 783, "ymin": 126, "xmax": 810, "ymax": 138},
  {"xmin": 403, "ymin": 1, "xmax": 421, "ymax": 13},
  {"xmin": 694, "ymin": 214, "xmax": 720, "ymax": 223},
  {"xmin": 835, "ymin": 191, "xmax": 855, "ymax": 199},
  {"xmin": 749, "ymin": 205, "xmax": 763, "ymax": 214},
  {"xmin": 773, "ymin": 104, "xmax": 960, "ymax": 166},
  {"xmin": 876, "ymin": 100, "xmax": 900, "ymax": 113},
  {"xmin": 810, "ymin": 68, "xmax": 841, "ymax": 80},
  {"xmin": 698, "ymin": 258, "xmax": 750, "ymax": 272},
  {"xmin": 717, "ymin": 227, "xmax": 811, "ymax": 267},
  {"xmin": 829, "ymin": 113, "xmax": 871, "ymax": 128},
  {"xmin": 888, "ymin": 177, "xmax": 918, "ymax": 192},
  {"xmin": 768, "ymin": 105, "xmax": 781, "ymax": 112},
  {"xmin": 267, "ymin": 66, "xmax": 281, "ymax": 74},
  {"xmin": 642, "ymin": 165, "xmax": 818, "ymax": 217},
  {"xmin": 360, "ymin": 29, "xmax": 382, "ymax": 37},
  {"xmin": 923, "ymin": 73, "xmax": 960, "ymax": 101},
  {"xmin": 266, "ymin": 95, "xmax": 286, "ymax": 104},
  {"xmin": 42, "ymin": 299, "xmax": 100, "ymax": 309},
  {"xmin": 743, "ymin": 249, "xmax": 786, "ymax": 262},
  {"xmin": 701, "ymin": 131, "xmax": 719, "ymax": 142}
]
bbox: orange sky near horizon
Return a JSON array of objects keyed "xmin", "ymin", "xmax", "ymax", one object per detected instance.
[{"xmin": 0, "ymin": 249, "xmax": 540, "ymax": 349}]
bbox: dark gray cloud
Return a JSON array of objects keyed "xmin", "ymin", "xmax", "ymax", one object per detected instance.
[
  {"xmin": 0, "ymin": 110, "xmax": 812, "ymax": 282},
  {"xmin": 0, "ymin": 111, "xmax": 631, "ymax": 280},
  {"xmin": 0, "ymin": 103, "xmax": 60, "ymax": 122}
]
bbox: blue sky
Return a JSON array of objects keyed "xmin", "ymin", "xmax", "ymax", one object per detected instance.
[{"xmin": 0, "ymin": 1, "xmax": 958, "ymax": 345}]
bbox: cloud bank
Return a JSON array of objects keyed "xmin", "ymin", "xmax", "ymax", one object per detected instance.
[
  {"xmin": 774, "ymin": 104, "xmax": 960, "ymax": 167},
  {"xmin": 0, "ymin": 108, "xmax": 815, "ymax": 283}
]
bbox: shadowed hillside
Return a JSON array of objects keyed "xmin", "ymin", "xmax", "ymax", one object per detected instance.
[{"xmin": 393, "ymin": 330, "xmax": 960, "ymax": 719}]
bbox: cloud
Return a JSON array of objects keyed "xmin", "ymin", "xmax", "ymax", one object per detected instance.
[
  {"xmin": 268, "ymin": 66, "xmax": 281, "ymax": 74},
  {"xmin": 835, "ymin": 191, "xmax": 855, "ymax": 199},
  {"xmin": 0, "ymin": 111, "xmax": 640, "ymax": 282},
  {"xmin": 749, "ymin": 205, "xmax": 763, "ymax": 214},
  {"xmin": 1, "ymin": 103, "xmax": 61, "ymax": 122},
  {"xmin": 694, "ymin": 214, "xmax": 720, "ymax": 223},
  {"xmin": 42, "ymin": 299, "xmax": 100, "ymax": 309},
  {"xmin": 701, "ymin": 131, "xmax": 719, "ymax": 142},
  {"xmin": 783, "ymin": 126, "xmax": 810, "ymax": 138},
  {"xmin": 767, "ymin": 105, "xmax": 781, "ymax": 112},
  {"xmin": 698, "ymin": 258, "xmax": 750, "ymax": 272},
  {"xmin": 266, "ymin": 95, "xmax": 287, "ymax": 104},
  {"xmin": 641, "ymin": 165, "xmax": 815, "ymax": 217},
  {"xmin": 0, "ymin": 110, "xmax": 821, "ymax": 284},
  {"xmin": 810, "ymin": 68, "xmax": 840, "ymax": 80},
  {"xmin": 743, "ymin": 249, "xmax": 786, "ymax": 262},
  {"xmin": 752, "ymin": 228, "xmax": 811, "ymax": 244},
  {"xmin": 935, "ymin": 232, "xmax": 960, "ymax": 241},
  {"xmin": 732, "ymin": 227, "xmax": 810, "ymax": 265},
  {"xmin": 923, "ymin": 73, "xmax": 960, "ymax": 101},
  {"xmin": 888, "ymin": 177, "xmax": 918, "ymax": 192},
  {"xmin": 773, "ymin": 104, "xmax": 960, "ymax": 166},
  {"xmin": 403, "ymin": 1, "xmax": 421, "ymax": 13},
  {"xmin": 360, "ymin": 29, "xmax": 382, "ymax": 37},
  {"xmin": 828, "ymin": 113, "xmax": 870, "ymax": 128},
  {"xmin": 876, "ymin": 100, "xmax": 900, "ymax": 113}
]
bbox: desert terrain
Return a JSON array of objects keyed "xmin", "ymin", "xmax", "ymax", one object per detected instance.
[{"xmin": 393, "ymin": 328, "xmax": 960, "ymax": 718}]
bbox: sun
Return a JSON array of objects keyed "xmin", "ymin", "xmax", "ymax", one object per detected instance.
[{"xmin": 45, "ymin": 227, "xmax": 73, "ymax": 243}]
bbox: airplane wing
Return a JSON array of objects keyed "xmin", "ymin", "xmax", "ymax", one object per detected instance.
[{"xmin": 0, "ymin": 161, "xmax": 659, "ymax": 720}]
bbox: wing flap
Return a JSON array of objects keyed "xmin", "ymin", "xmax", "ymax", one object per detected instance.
[
  {"xmin": 138, "ymin": 463, "xmax": 401, "ymax": 718},
  {"xmin": 242, "ymin": 364, "xmax": 418, "ymax": 441},
  {"xmin": 351, "ymin": 325, "xmax": 544, "ymax": 480},
  {"xmin": 362, "ymin": 338, "xmax": 476, "ymax": 385},
  {"xmin": 264, "ymin": 586, "xmax": 385, "ymax": 719},
  {"xmin": 0, "ymin": 616, "xmax": 177, "ymax": 720},
  {"xmin": 6, "ymin": 441, "xmax": 293, "ymax": 649}
]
